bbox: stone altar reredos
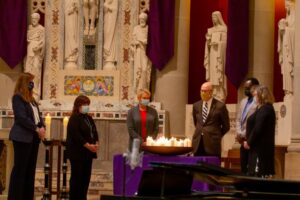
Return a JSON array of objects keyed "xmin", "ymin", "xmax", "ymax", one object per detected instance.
[{"xmin": 41, "ymin": 0, "xmax": 150, "ymax": 106}]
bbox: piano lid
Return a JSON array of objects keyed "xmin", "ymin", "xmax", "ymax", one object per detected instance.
[{"xmin": 150, "ymin": 161, "xmax": 300, "ymax": 198}]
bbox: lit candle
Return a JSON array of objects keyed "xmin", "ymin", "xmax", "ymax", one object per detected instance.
[
  {"xmin": 45, "ymin": 113, "xmax": 51, "ymax": 140},
  {"xmin": 146, "ymin": 136, "xmax": 153, "ymax": 146},
  {"xmin": 63, "ymin": 116, "xmax": 69, "ymax": 141}
]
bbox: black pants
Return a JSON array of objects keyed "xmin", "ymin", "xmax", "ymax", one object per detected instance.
[
  {"xmin": 69, "ymin": 158, "xmax": 93, "ymax": 200},
  {"xmin": 8, "ymin": 138, "xmax": 39, "ymax": 200},
  {"xmin": 240, "ymin": 145, "xmax": 249, "ymax": 174},
  {"xmin": 194, "ymin": 137, "xmax": 220, "ymax": 158}
]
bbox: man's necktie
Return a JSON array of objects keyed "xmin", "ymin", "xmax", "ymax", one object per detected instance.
[{"xmin": 202, "ymin": 102, "xmax": 208, "ymax": 123}]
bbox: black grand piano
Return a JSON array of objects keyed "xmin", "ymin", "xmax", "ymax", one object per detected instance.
[{"xmin": 101, "ymin": 161, "xmax": 300, "ymax": 200}]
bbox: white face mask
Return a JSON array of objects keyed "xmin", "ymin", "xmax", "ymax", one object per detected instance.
[
  {"xmin": 81, "ymin": 105, "xmax": 90, "ymax": 114},
  {"xmin": 253, "ymin": 96, "xmax": 259, "ymax": 104},
  {"xmin": 140, "ymin": 99, "xmax": 150, "ymax": 106}
]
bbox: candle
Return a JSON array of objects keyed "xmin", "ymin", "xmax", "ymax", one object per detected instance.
[
  {"xmin": 63, "ymin": 116, "xmax": 69, "ymax": 141},
  {"xmin": 146, "ymin": 136, "xmax": 154, "ymax": 146},
  {"xmin": 45, "ymin": 113, "xmax": 51, "ymax": 140}
]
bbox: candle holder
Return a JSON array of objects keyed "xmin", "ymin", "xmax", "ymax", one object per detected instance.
[
  {"xmin": 42, "ymin": 139, "xmax": 53, "ymax": 200},
  {"xmin": 59, "ymin": 140, "xmax": 69, "ymax": 199}
]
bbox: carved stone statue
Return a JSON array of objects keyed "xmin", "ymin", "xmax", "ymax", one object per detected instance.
[
  {"xmin": 24, "ymin": 13, "xmax": 45, "ymax": 100},
  {"xmin": 64, "ymin": 0, "xmax": 79, "ymax": 70},
  {"xmin": 278, "ymin": 0, "xmax": 295, "ymax": 95},
  {"xmin": 83, "ymin": 0, "xmax": 99, "ymax": 36},
  {"xmin": 103, "ymin": 0, "xmax": 119, "ymax": 70},
  {"xmin": 130, "ymin": 12, "xmax": 151, "ymax": 94},
  {"xmin": 204, "ymin": 11, "xmax": 227, "ymax": 102}
]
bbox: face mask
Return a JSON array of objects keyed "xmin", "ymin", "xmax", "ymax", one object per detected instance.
[
  {"xmin": 28, "ymin": 81, "xmax": 34, "ymax": 91},
  {"xmin": 140, "ymin": 99, "xmax": 150, "ymax": 106},
  {"xmin": 201, "ymin": 92, "xmax": 211, "ymax": 102},
  {"xmin": 81, "ymin": 105, "xmax": 90, "ymax": 114},
  {"xmin": 244, "ymin": 88, "xmax": 252, "ymax": 97},
  {"xmin": 253, "ymin": 96, "xmax": 258, "ymax": 104}
]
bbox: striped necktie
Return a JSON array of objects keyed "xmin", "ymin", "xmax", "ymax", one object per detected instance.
[{"xmin": 202, "ymin": 102, "xmax": 208, "ymax": 123}]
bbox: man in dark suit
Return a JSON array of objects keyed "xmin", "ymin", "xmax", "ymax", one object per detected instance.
[
  {"xmin": 192, "ymin": 82, "xmax": 230, "ymax": 157},
  {"xmin": 236, "ymin": 78, "xmax": 259, "ymax": 174}
]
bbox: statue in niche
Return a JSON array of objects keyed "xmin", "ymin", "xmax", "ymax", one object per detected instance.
[
  {"xmin": 130, "ymin": 12, "xmax": 151, "ymax": 94},
  {"xmin": 278, "ymin": 0, "xmax": 295, "ymax": 96},
  {"xmin": 24, "ymin": 13, "xmax": 45, "ymax": 100},
  {"xmin": 64, "ymin": 0, "xmax": 79, "ymax": 70},
  {"xmin": 83, "ymin": 0, "xmax": 99, "ymax": 36},
  {"xmin": 103, "ymin": 0, "xmax": 119, "ymax": 70},
  {"xmin": 204, "ymin": 11, "xmax": 227, "ymax": 102}
]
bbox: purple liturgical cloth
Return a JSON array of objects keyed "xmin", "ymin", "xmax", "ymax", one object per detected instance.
[
  {"xmin": 225, "ymin": 0, "xmax": 249, "ymax": 88},
  {"xmin": 0, "ymin": 0, "xmax": 27, "ymax": 68},
  {"xmin": 146, "ymin": 0, "xmax": 175, "ymax": 70},
  {"xmin": 113, "ymin": 154, "xmax": 220, "ymax": 196}
]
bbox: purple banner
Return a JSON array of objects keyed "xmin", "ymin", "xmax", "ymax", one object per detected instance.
[
  {"xmin": 225, "ymin": 0, "xmax": 249, "ymax": 88},
  {"xmin": 146, "ymin": 0, "xmax": 175, "ymax": 70},
  {"xmin": 0, "ymin": 0, "xmax": 27, "ymax": 68}
]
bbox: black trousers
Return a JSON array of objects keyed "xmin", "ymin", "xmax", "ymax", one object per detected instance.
[
  {"xmin": 194, "ymin": 137, "xmax": 220, "ymax": 158},
  {"xmin": 69, "ymin": 158, "xmax": 93, "ymax": 200},
  {"xmin": 8, "ymin": 138, "xmax": 39, "ymax": 200},
  {"xmin": 240, "ymin": 145, "xmax": 249, "ymax": 174}
]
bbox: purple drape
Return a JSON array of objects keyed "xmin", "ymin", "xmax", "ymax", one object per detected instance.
[
  {"xmin": 225, "ymin": 0, "xmax": 249, "ymax": 88},
  {"xmin": 0, "ymin": 0, "xmax": 27, "ymax": 68},
  {"xmin": 146, "ymin": 0, "xmax": 175, "ymax": 70}
]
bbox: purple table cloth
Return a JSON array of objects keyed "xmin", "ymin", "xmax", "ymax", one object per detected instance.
[{"xmin": 113, "ymin": 154, "xmax": 220, "ymax": 196}]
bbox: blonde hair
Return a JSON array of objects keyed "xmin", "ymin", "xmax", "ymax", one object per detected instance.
[
  {"xmin": 255, "ymin": 85, "xmax": 274, "ymax": 105},
  {"xmin": 14, "ymin": 72, "xmax": 35, "ymax": 103},
  {"xmin": 137, "ymin": 88, "xmax": 151, "ymax": 99}
]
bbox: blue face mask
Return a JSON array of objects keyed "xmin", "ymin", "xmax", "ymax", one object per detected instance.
[
  {"xmin": 140, "ymin": 99, "xmax": 150, "ymax": 106},
  {"xmin": 81, "ymin": 105, "xmax": 90, "ymax": 114}
]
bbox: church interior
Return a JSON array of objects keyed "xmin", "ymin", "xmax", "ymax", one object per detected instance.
[{"xmin": 1, "ymin": 0, "xmax": 300, "ymax": 199}]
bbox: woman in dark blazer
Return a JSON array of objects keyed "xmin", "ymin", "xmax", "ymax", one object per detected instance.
[
  {"xmin": 8, "ymin": 72, "xmax": 45, "ymax": 200},
  {"xmin": 244, "ymin": 85, "xmax": 276, "ymax": 177},
  {"xmin": 66, "ymin": 95, "xmax": 99, "ymax": 200},
  {"xmin": 127, "ymin": 89, "xmax": 159, "ymax": 150}
]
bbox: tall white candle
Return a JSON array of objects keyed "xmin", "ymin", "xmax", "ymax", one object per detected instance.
[
  {"xmin": 63, "ymin": 116, "xmax": 69, "ymax": 141},
  {"xmin": 45, "ymin": 113, "xmax": 51, "ymax": 140}
]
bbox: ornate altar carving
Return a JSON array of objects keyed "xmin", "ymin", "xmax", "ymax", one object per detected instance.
[{"xmin": 42, "ymin": 0, "xmax": 151, "ymax": 106}]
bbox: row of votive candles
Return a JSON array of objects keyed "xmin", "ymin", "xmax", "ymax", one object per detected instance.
[
  {"xmin": 44, "ymin": 113, "xmax": 69, "ymax": 141},
  {"xmin": 146, "ymin": 136, "xmax": 192, "ymax": 147}
]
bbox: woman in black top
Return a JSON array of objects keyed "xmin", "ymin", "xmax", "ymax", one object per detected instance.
[
  {"xmin": 244, "ymin": 85, "xmax": 276, "ymax": 177},
  {"xmin": 66, "ymin": 95, "xmax": 99, "ymax": 200}
]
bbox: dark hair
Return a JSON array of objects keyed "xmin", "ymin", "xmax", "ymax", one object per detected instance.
[
  {"xmin": 14, "ymin": 72, "xmax": 35, "ymax": 103},
  {"xmin": 246, "ymin": 77, "xmax": 259, "ymax": 86},
  {"xmin": 72, "ymin": 95, "xmax": 90, "ymax": 114}
]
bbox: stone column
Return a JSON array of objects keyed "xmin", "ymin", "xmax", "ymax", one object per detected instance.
[
  {"xmin": 153, "ymin": 0, "xmax": 190, "ymax": 136},
  {"xmin": 3, "ymin": 140, "xmax": 13, "ymax": 195},
  {"xmin": 0, "ymin": 129, "xmax": 13, "ymax": 197},
  {"xmin": 248, "ymin": 0, "xmax": 274, "ymax": 88},
  {"xmin": 285, "ymin": 0, "xmax": 300, "ymax": 180}
]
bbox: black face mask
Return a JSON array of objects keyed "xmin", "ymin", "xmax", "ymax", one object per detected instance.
[
  {"xmin": 244, "ymin": 88, "xmax": 252, "ymax": 97},
  {"xmin": 28, "ymin": 81, "xmax": 34, "ymax": 91}
]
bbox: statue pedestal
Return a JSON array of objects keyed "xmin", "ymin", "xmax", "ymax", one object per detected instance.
[
  {"xmin": 285, "ymin": 150, "xmax": 300, "ymax": 180},
  {"xmin": 64, "ymin": 62, "xmax": 78, "ymax": 70},
  {"xmin": 277, "ymin": 95, "xmax": 293, "ymax": 145},
  {"xmin": 103, "ymin": 62, "xmax": 116, "ymax": 70}
]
